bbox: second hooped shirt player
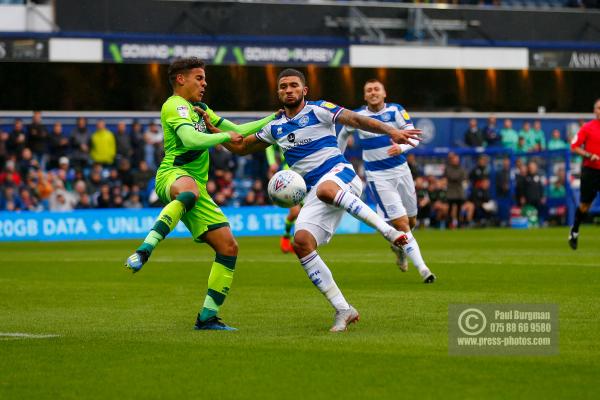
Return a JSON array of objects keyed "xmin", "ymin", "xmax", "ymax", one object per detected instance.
[{"xmin": 338, "ymin": 79, "xmax": 435, "ymax": 283}]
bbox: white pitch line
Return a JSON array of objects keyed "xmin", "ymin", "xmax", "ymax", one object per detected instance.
[{"xmin": 0, "ymin": 332, "xmax": 60, "ymax": 339}]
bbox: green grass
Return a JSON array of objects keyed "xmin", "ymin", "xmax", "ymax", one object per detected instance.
[{"xmin": 1, "ymin": 227, "xmax": 599, "ymax": 399}]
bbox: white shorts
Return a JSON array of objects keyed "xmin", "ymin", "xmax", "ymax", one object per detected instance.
[
  {"xmin": 295, "ymin": 163, "xmax": 363, "ymax": 246},
  {"xmin": 366, "ymin": 174, "xmax": 417, "ymax": 221}
]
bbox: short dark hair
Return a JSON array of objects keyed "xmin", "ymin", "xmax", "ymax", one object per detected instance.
[
  {"xmin": 364, "ymin": 78, "xmax": 383, "ymax": 86},
  {"xmin": 168, "ymin": 57, "xmax": 206, "ymax": 87},
  {"xmin": 277, "ymin": 68, "xmax": 306, "ymax": 85}
]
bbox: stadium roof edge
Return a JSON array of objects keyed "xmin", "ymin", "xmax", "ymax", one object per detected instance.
[{"xmin": 162, "ymin": 0, "xmax": 599, "ymax": 14}]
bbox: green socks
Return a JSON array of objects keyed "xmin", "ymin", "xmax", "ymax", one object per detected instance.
[
  {"xmin": 283, "ymin": 217, "xmax": 295, "ymax": 239},
  {"xmin": 199, "ymin": 254, "xmax": 237, "ymax": 321},
  {"xmin": 137, "ymin": 191, "xmax": 196, "ymax": 255}
]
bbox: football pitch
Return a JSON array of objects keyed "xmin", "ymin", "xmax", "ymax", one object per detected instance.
[{"xmin": 1, "ymin": 227, "xmax": 599, "ymax": 399}]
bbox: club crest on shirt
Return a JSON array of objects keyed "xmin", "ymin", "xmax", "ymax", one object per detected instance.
[
  {"xmin": 382, "ymin": 113, "xmax": 392, "ymax": 122},
  {"xmin": 194, "ymin": 119, "xmax": 207, "ymax": 132},
  {"xmin": 298, "ymin": 115, "xmax": 310, "ymax": 127},
  {"xmin": 177, "ymin": 106, "xmax": 189, "ymax": 118}
]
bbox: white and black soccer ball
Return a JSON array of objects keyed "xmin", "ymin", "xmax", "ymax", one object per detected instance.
[{"xmin": 267, "ymin": 170, "xmax": 307, "ymax": 208}]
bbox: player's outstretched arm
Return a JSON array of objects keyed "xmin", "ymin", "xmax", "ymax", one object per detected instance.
[
  {"xmin": 218, "ymin": 114, "xmax": 278, "ymax": 137},
  {"xmin": 194, "ymin": 106, "xmax": 280, "ymax": 137},
  {"xmin": 177, "ymin": 124, "xmax": 242, "ymax": 150},
  {"xmin": 336, "ymin": 109, "xmax": 421, "ymax": 146},
  {"xmin": 224, "ymin": 134, "xmax": 271, "ymax": 155}
]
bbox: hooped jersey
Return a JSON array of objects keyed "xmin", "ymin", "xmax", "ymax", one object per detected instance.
[
  {"xmin": 338, "ymin": 103, "xmax": 415, "ymax": 180},
  {"xmin": 256, "ymin": 100, "xmax": 351, "ymax": 189}
]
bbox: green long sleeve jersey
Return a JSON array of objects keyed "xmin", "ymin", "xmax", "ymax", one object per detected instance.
[{"xmin": 158, "ymin": 95, "xmax": 275, "ymax": 183}]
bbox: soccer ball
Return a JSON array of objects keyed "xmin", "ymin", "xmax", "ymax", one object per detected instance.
[{"xmin": 268, "ymin": 170, "xmax": 307, "ymax": 208}]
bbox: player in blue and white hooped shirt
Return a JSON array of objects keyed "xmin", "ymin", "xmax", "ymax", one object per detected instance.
[
  {"xmin": 201, "ymin": 69, "xmax": 421, "ymax": 332},
  {"xmin": 338, "ymin": 79, "xmax": 435, "ymax": 283}
]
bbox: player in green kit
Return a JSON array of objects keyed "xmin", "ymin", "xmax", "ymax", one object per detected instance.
[{"xmin": 124, "ymin": 57, "xmax": 277, "ymax": 331}]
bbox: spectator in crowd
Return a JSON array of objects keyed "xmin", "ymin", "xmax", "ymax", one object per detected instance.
[
  {"xmin": 124, "ymin": 192, "xmax": 143, "ymax": 209},
  {"xmin": 464, "ymin": 118, "xmax": 484, "ymax": 147},
  {"xmin": 131, "ymin": 160, "xmax": 154, "ymax": 191},
  {"xmin": 107, "ymin": 168, "xmax": 123, "ymax": 190},
  {"xmin": 429, "ymin": 177, "xmax": 449, "ymax": 228},
  {"xmin": 27, "ymin": 111, "xmax": 49, "ymax": 168},
  {"xmin": 70, "ymin": 117, "xmax": 91, "ymax": 169},
  {"xmin": 415, "ymin": 176, "xmax": 431, "ymax": 227},
  {"xmin": 75, "ymin": 193, "xmax": 93, "ymax": 209},
  {"xmin": 547, "ymin": 129, "xmax": 568, "ymax": 150},
  {"xmin": 86, "ymin": 167, "xmax": 104, "ymax": 196},
  {"xmin": 130, "ymin": 120, "xmax": 145, "ymax": 167},
  {"xmin": 48, "ymin": 122, "xmax": 70, "ymax": 170},
  {"xmin": 116, "ymin": 158, "xmax": 134, "ymax": 187},
  {"xmin": 115, "ymin": 120, "xmax": 133, "ymax": 163},
  {"xmin": 111, "ymin": 185, "xmax": 124, "ymax": 208},
  {"xmin": 405, "ymin": 153, "xmax": 420, "ymax": 179},
  {"xmin": 444, "ymin": 152, "xmax": 468, "ymax": 228},
  {"xmin": 514, "ymin": 161, "xmax": 527, "ymax": 201},
  {"xmin": 469, "ymin": 154, "xmax": 490, "ymax": 189},
  {"xmin": 516, "ymin": 160, "xmax": 546, "ymax": 217},
  {"xmin": 482, "ymin": 115, "xmax": 501, "ymax": 147},
  {"xmin": 466, "ymin": 178, "xmax": 497, "ymax": 226},
  {"xmin": 94, "ymin": 183, "xmax": 113, "ymax": 208},
  {"xmin": 90, "ymin": 119, "xmax": 116, "ymax": 166},
  {"xmin": 72, "ymin": 179, "xmax": 88, "ymax": 203},
  {"xmin": 496, "ymin": 157, "xmax": 512, "ymax": 198},
  {"xmin": 248, "ymin": 178, "xmax": 267, "ymax": 205},
  {"xmin": 548, "ymin": 167, "xmax": 566, "ymax": 199},
  {"xmin": 0, "ymin": 129, "xmax": 9, "ymax": 166},
  {"xmin": 533, "ymin": 120, "xmax": 547, "ymax": 150},
  {"xmin": 500, "ymin": 118, "xmax": 519, "ymax": 152},
  {"xmin": 18, "ymin": 148, "xmax": 39, "ymax": 178},
  {"xmin": 0, "ymin": 160, "xmax": 22, "ymax": 187},
  {"xmin": 516, "ymin": 136, "xmax": 528, "ymax": 154},
  {"xmin": 49, "ymin": 188, "xmax": 76, "ymax": 211},
  {"xmin": 19, "ymin": 187, "xmax": 42, "ymax": 211},
  {"xmin": 143, "ymin": 121, "xmax": 163, "ymax": 170},
  {"xmin": 0, "ymin": 186, "xmax": 23, "ymax": 211},
  {"xmin": 519, "ymin": 121, "xmax": 545, "ymax": 152},
  {"xmin": 210, "ymin": 144, "xmax": 237, "ymax": 177},
  {"xmin": 9, "ymin": 118, "xmax": 27, "ymax": 159},
  {"xmin": 242, "ymin": 190, "xmax": 258, "ymax": 206}
]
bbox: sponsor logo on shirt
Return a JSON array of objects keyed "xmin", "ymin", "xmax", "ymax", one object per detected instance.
[
  {"xmin": 177, "ymin": 106, "xmax": 189, "ymax": 118},
  {"xmin": 287, "ymin": 133, "xmax": 295, "ymax": 142}
]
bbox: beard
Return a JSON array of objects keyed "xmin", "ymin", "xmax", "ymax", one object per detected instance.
[{"xmin": 283, "ymin": 96, "xmax": 304, "ymax": 109}]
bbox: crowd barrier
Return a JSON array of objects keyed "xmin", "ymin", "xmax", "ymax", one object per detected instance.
[{"xmin": 0, "ymin": 206, "xmax": 375, "ymax": 242}]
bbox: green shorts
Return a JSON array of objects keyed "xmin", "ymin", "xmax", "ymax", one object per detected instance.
[{"xmin": 155, "ymin": 168, "xmax": 229, "ymax": 242}]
